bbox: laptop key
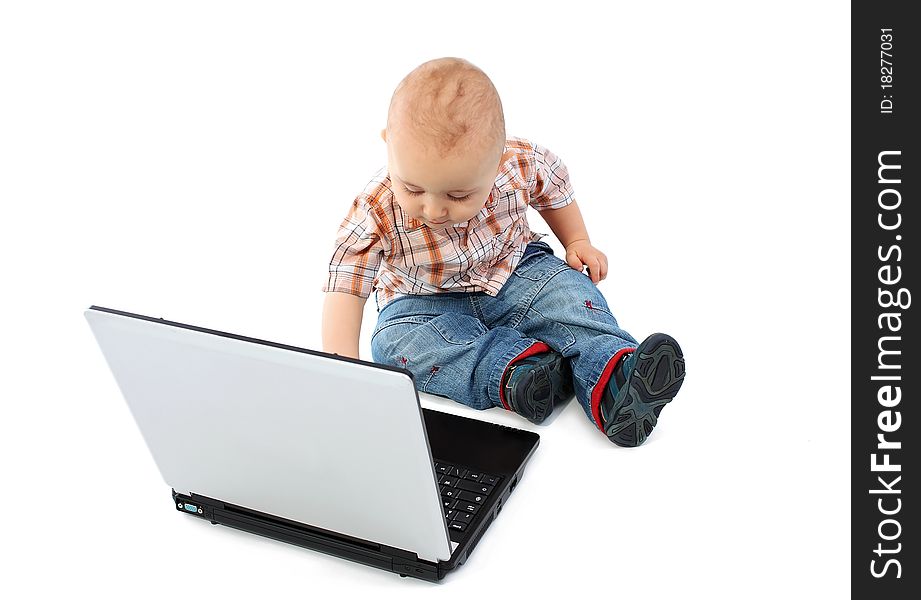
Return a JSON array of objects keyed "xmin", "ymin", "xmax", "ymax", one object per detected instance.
[
  {"xmin": 442, "ymin": 488, "xmax": 458, "ymax": 499},
  {"xmin": 443, "ymin": 499, "xmax": 455, "ymax": 510},
  {"xmin": 457, "ymin": 502, "xmax": 479, "ymax": 514},
  {"xmin": 455, "ymin": 480, "xmax": 494, "ymax": 495},
  {"xmin": 439, "ymin": 477, "xmax": 458, "ymax": 487},
  {"xmin": 464, "ymin": 472, "xmax": 483, "ymax": 482},
  {"xmin": 481, "ymin": 474, "xmax": 500, "ymax": 486},
  {"xmin": 448, "ymin": 522, "xmax": 467, "ymax": 532},
  {"xmin": 449, "ymin": 466, "xmax": 468, "ymax": 478},
  {"xmin": 435, "ymin": 463, "xmax": 452, "ymax": 475},
  {"xmin": 457, "ymin": 490, "xmax": 486, "ymax": 504},
  {"xmin": 444, "ymin": 509, "xmax": 455, "ymax": 521},
  {"xmin": 453, "ymin": 510, "xmax": 473, "ymax": 523}
]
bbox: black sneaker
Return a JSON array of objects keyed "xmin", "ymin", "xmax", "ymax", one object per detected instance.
[
  {"xmin": 502, "ymin": 351, "xmax": 574, "ymax": 425},
  {"xmin": 600, "ymin": 333, "xmax": 685, "ymax": 447}
]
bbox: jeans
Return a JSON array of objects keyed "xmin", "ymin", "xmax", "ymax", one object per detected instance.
[{"xmin": 370, "ymin": 241, "xmax": 638, "ymax": 430}]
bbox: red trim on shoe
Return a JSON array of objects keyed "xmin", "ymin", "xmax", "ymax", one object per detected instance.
[
  {"xmin": 590, "ymin": 347, "xmax": 636, "ymax": 431},
  {"xmin": 499, "ymin": 341, "xmax": 551, "ymax": 411}
]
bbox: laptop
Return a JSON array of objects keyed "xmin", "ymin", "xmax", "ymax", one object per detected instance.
[{"xmin": 84, "ymin": 305, "xmax": 539, "ymax": 582}]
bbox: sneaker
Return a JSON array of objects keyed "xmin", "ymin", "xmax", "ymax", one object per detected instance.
[
  {"xmin": 600, "ymin": 333, "xmax": 685, "ymax": 446},
  {"xmin": 502, "ymin": 351, "xmax": 574, "ymax": 425}
]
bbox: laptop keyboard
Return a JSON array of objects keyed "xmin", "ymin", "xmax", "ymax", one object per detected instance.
[{"xmin": 434, "ymin": 461, "xmax": 502, "ymax": 534}]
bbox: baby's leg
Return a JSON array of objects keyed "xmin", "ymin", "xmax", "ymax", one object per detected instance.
[
  {"xmin": 485, "ymin": 242, "xmax": 678, "ymax": 439},
  {"xmin": 370, "ymin": 294, "xmax": 550, "ymax": 412}
]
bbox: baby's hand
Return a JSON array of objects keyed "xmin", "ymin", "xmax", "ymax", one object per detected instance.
[{"xmin": 564, "ymin": 240, "xmax": 608, "ymax": 284}]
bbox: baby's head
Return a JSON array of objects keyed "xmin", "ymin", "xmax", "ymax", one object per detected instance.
[{"xmin": 382, "ymin": 57, "xmax": 505, "ymax": 229}]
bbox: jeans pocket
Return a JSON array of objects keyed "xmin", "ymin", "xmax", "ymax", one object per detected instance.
[
  {"xmin": 371, "ymin": 315, "xmax": 433, "ymax": 340},
  {"xmin": 514, "ymin": 255, "xmax": 569, "ymax": 282},
  {"xmin": 426, "ymin": 313, "xmax": 488, "ymax": 345},
  {"xmin": 513, "ymin": 252, "xmax": 566, "ymax": 281}
]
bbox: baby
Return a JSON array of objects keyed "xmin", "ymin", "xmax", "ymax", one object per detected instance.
[{"xmin": 321, "ymin": 57, "xmax": 685, "ymax": 446}]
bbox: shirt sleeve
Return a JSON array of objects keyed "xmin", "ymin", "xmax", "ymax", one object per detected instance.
[
  {"xmin": 527, "ymin": 143, "xmax": 576, "ymax": 211},
  {"xmin": 322, "ymin": 194, "xmax": 387, "ymax": 299}
]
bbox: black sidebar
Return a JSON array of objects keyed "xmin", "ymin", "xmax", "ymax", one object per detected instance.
[{"xmin": 852, "ymin": 2, "xmax": 918, "ymax": 596}]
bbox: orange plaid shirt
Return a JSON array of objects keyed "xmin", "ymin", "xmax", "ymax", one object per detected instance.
[{"xmin": 322, "ymin": 137, "xmax": 575, "ymax": 309}]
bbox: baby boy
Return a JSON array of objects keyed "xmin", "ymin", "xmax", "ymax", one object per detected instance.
[{"xmin": 321, "ymin": 58, "xmax": 685, "ymax": 446}]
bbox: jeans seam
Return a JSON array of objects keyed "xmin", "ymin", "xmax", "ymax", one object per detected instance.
[
  {"xmin": 585, "ymin": 303, "xmax": 616, "ymax": 319},
  {"xmin": 469, "ymin": 295, "xmax": 486, "ymax": 323},
  {"xmin": 508, "ymin": 263, "xmax": 572, "ymax": 329},
  {"xmin": 421, "ymin": 370, "xmax": 435, "ymax": 392},
  {"xmin": 527, "ymin": 306, "xmax": 577, "ymax": 352}
]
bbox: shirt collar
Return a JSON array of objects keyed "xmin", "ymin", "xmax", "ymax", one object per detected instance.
[{"xmin": 469, "ymin": 186, "xmax": 498, "ymax": 226}]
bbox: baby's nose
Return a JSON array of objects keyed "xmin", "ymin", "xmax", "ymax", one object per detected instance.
[{"xmin": 422, "ymin": 203, "xmax": 448, "ymax": 220}]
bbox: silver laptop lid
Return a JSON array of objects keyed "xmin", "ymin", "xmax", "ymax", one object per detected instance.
[{"xmin": 85, "ymin": 307, "xmax": 453, "ymax": 562}]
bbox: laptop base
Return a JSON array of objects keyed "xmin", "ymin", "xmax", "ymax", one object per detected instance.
[
  {"xmin": 173, "ymin": 489, "xmax": 446, "ymax": 581},
  {"xmin": 169, "ymin": 407, "xmax": 539, "ymax": 581}
]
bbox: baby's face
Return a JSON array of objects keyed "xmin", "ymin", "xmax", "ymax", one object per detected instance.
[{"xmin": 384, "ymin": 129, "xmax": 500, "ymax": 230}]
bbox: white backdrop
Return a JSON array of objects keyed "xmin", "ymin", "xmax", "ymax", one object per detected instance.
[{"xmin": 0, "ymin": 1, "xmax": 850, "ymax": 597}]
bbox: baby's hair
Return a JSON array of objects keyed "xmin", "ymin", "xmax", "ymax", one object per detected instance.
[{"xmin": 386, "ymin": 57, "xmax": 505, "ymax": 159}]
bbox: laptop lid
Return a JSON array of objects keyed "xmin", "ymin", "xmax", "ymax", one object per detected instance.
[{"xmin": 85, "ymin": 306, "xmax": 453, "ymax": 562}]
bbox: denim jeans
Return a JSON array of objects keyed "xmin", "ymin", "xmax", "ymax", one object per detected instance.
[{"xmin": 370, "ymin": 241, "xmax": 638, "ymax": 430}]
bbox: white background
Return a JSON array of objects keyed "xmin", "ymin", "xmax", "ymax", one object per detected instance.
[{"xmin": 1, "ymin": 1, "xmax": 850, "ymax": 597}]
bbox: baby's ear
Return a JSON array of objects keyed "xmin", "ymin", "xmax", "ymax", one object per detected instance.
[{"xmin": 380, "ymin": 128, "xmax": 387, "ymax": 142}]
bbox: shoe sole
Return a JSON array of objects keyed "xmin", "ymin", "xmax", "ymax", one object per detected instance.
[
  {"xmin": 605, "ymin": 333, "xmax": 685, "ymax": 446},
  {"xmin": 509, "ymin": 354, "xmax": 574, "ymax": 425}
]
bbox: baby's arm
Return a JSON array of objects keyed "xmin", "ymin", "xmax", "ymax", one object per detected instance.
[
  {"xmin": 539, "ymin": 200, "xmax": 590, "ymax": 248},
  {"xmin": 322, "ymin": 292, "xmax": 366, "ymax": 359},
  {"xmin": 528, "ymin": 144, "xmax": 588, "ymax": 248},
  {"xmin": 528, "ymin": 143, "xmax": 609, "ymax": 283},
  {"xmin": 321, "ymin": 193, "xmax": 387, "ymax": 359},
  {"xmin": 538, "ymin": 200, "xmax": 608, "ymax": 283}
]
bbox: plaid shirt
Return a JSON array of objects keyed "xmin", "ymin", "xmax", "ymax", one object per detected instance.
[{"xmin": 322, "ymin": 137, "xmax": 575, "ymax": 309}]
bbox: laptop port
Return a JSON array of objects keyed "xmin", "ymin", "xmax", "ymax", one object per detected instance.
[
  {"xmin": 510, "ymin": 476, "xmax": 518, "ymax": 492},
  {"xmin": 182, "ymin": 503, "xmax": 199, "ymax": 514}
]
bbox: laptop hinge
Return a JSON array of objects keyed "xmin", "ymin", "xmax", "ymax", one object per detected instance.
[{"xmin": 381, "ymin": 545, "xmax": 440, "ymax": 579}]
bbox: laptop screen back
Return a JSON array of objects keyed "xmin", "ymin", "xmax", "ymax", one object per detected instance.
[{"xmin": 85, "ymin": 307, "xmax": 453, "ymax": 562}]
